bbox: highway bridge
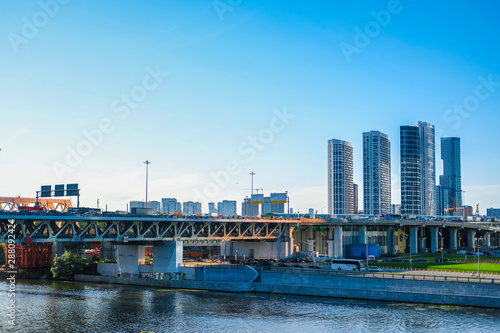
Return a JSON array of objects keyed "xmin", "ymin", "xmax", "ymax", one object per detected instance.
[{"xmin": 1, "ymin": 212, "xmax": 498, "ymax": 275}]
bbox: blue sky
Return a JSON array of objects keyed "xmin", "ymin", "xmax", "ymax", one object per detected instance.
[{"xmin": 1, "ymin": 1, "xmax": 499, "ymax": 214}]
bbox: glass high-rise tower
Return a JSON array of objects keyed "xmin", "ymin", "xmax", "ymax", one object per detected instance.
[
  {"xmin": 438, "ymin": 137, "xmax": 462, "ymax": 215},
  {"xmin": 419, "ymin": 121, "xmax": 436, "ymax": 216},
  {"xmin": 328, "ymin": 139, "xmax": 353, "ymax": 215},
  {"xmin": 400, "ymin": 122, "xmax": 436, "ymax": 216},
  {"xmin": 363, "ymin": 131, "xmax": 391, "ymax": 215}
]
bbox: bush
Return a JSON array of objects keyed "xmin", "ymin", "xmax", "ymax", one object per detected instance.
[{"xmin": 51, "ymin": 251, "xmax": 90, "ymax": 281}]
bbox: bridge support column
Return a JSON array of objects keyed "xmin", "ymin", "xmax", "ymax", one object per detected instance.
[
  {"xmin": 116, "ymin": 245, "xmax": 140, "ymax": 278},
  {"xmin": 386, "ymin": 228, "xmax": 395, "ymax": 255},
  {"xmin": 220, "ymin": 241, "xmax": 230, "ymax": 259},
  {"xmin": 285, "ymin": 226, "xmax": 295, "ymax": 258},
  {"xmin": 326, "ymin": 227, "xmax": 334, "ymax": 257},
  {"xmin": 449, "ymin": 228, "xmax": 458, "ymax": 250},
  {"xmin": 334, "ymin": 226, "xmax": 343, "ymax": 258},
  {"xmin": 467, "ymin": 230, "xmax": 475, "ymax": 249},
  {"xmin": 485, "ymin": 232, "xmax": 491, "ymax": 250},
  {"xmin": 326, "ymin": 240, "xmax": 334, "ymax": 258},
  {"xmin": 307, "ymin": 226, "xmax": 315, "ymax": 252},
  {"xmin": 100, "ymin": 242, "xmax": 116, "ymax": 260},
  {"xmin": 410, "ymin": 227, "xmax": 418, "ymax": 254},
  {"xmin": 359, "ymin": 226, "xmax": 367, "ymax": 244},
  {"xmin": 153, "ymin": 241, "xmax": 183, "ymax": 273},
  {"xmin": 430, "ymin": 227, "xmax": 439, "ymax": 253}
]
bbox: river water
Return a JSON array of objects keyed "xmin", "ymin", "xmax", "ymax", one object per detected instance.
[{"xmin": 1, "ymin": 280, "xmax": 499, "ymax": 333}]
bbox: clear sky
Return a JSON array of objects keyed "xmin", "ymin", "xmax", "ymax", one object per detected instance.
[{"xmin": 1, "ymin": 1, "xmax": 499, "ymax": 214}]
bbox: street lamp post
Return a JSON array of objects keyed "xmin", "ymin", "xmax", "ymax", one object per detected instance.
[
  {"xmin": 144, "ymin": 160, "xmax": 151, "ymax": 206},
  {"xmin": 477, "ymin": 236, "xmax": 483, "ymax": 278}
]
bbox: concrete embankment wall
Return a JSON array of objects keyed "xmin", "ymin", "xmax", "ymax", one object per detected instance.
[
  {"xmin": 258, "ymin": 272, "xmax": 500, "ymax": 308},
  {"xmin": 75, "ymin": 274, "xmax": 254, "ymax": 293},
  {"xmin": 75, "ymin": 272, "xmax": 500, "ymax": 308}
]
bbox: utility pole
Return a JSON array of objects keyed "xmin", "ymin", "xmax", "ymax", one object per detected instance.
[
  {"xmin": 144, "ymin": 160, "xmax": 151, "ymax": 206},
  {"xmin": 249, "ymin": 172, "xmax": 255, "ymax": 196}
]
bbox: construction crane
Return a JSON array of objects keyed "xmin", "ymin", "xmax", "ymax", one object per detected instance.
[{"xmin": 474, "ymin": 203, "xmax": 480, "ymax": 217}]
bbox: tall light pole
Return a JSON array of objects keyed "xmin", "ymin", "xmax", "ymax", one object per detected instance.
[
  {"xmin": 249, "ymin": 171, "xmax": 255, "ymax": 196},
  {"xmin": 286, "ymin": 190, "xmax": 289, "ymax": 218},
  {"xmin": 477, "ymin": 236, "xmax": 483, "ymax": 278},
  {"xmin": 144, "ymin": 160, "xmax": 151, "ymax": 206}
]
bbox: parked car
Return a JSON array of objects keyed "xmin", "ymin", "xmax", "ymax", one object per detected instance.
[
  {"xmin": 367, "ymin": 266, "xmax": 383, "ymax": 272},
  {"xmin": 412, "ymin": 258, "xmax": 428, "ymax": 262},
  {"xmin": 308, "ymin": 264, "xmax": 323, "ymax": 269},
  {"xmin": 435, "ymin": 257, "xmax": 449, "ymax": 262},
  {"xmin": 291, "ymin": 263, "xmax": 303, "ymax": 268},
  {"xmin": 456, "ymin": 250, "xmax": 467, "ymax": 255}
]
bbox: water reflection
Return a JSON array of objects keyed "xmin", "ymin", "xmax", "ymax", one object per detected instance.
[{"xmin": 1, "ymin": 280, "xmax": 499, "ymax": 333}]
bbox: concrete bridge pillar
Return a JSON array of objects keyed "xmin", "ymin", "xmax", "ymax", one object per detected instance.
[
  {"xmin": 449, "ymin": 228, "xmax": 458, "ymax": 250},
  {"xmin": 138, "ymin": 245, "xmax": 146, "ymax": 265},
  {"xmin": 326, "ymin": 240, "xmax": 334, "ymax": 258},
  {"xmin": 285, "ymin": 226, "xmax": 295, "ymax": 258},
  {"xmin": 334, "ymin": 226, "xmax": 343, "ymax": 258},
  {"xmin": 307, "ymin": 226, "xmax": 315, "ymax": 252},
  {"xmin": 359, "ymin": 226, "xmax": 367, "ymax": 244},
  {"xmin": 116, "ymin": 245, "xmax": 140, "ymax": 278},
  {"xmin": 430, "ymin": 227, "xmax": 439, "ymax": 253},
  {"xmin": 153, "ymin": 241, "xmax": 183, "ymax": 273},
  {"xmin": 485, "ymin": 232, "xmax": 491, "ymax": 250},
  {"xmin": 467, "ymin": 230, "xmax": 475, "ymax": 249},
  {"xmin": 410, "ymin": 226, "xmax": 418, "ymax": 254},
  {"xmin": 327, "ymin": 227, "xmax": 334, "ymax": 257},
  {"xmin": 386, "ymin": 228, "xmax": 395, "ymax": 255}
]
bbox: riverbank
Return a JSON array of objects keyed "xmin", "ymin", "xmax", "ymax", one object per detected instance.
[{"xmin": 75, "ymin": 268, "xmax": 500, "ymax": 309}]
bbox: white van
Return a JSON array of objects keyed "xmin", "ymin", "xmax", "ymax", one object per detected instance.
[{"xmin": 368, "ymin": 255, "xmax": 376, "ymax": 262}]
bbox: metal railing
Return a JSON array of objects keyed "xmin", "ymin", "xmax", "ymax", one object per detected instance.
[{"xmin": 269, "ymin": 267, "xmax": 500, "ymax": 284}]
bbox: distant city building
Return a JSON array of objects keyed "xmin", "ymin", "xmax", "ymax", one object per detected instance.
[
  {"xmin": 353, "ymin": 184, "xmax": 359, "ymax": 214},
  {"xmin": 183, "ymin": 201, "xmax": 202, "ymax": 215},
  {"xmin": 161, "ymin": 198, "xmax": 181, "ymax": 214},
  {"xmin": 487, "ymin": 208, "xmax": 500, "ymax": 218},
  {"xmin": 218, "ymin": 200, "xmax": 237, "ymax": 216},
  {"xmin": 241, "ymin": 197, "xmax": 251, "ymax": 217},
  {"xmin": 262, "ymin": 193, "xmax": 286, "ymax": 215},
  {"xmin": 328, "ymin": 139, "xmax": 354, "ymax": 214},
  {"xmin": 400, "ymin": 122, "xmax": 435, "ymax": 216},
  {"xmin": 130, "ymin": 201, "xmax": 146, "ymax": 211},
  {"xmin": 363, "ymin": 130, "xmax": 391, "ymax": 215},
  {"xmin": 208, "ymin": 202, "xmax": 217, "ymax": 215},
  {"xmin": 437, "ymin": 137, "xmax": 462, "ymax": 216},
  {"xmin": 463, "ymin": 205, "xmax": 473, "ymax": 217},
  {"xmin": 147, "ymin": 201, "xmax": 161, "ymax": 213},
  {"xmin": 391, "ymin": 204, "xmax": 401, "ymax": 215},
  {"xmin": 435, "ymin": 185, "xmax": 449, "ymax": 216}
]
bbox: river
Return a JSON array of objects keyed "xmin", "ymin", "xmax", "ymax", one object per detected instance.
[{"xmin": 1, "ymin": 280, "xmax": 499, "ymax": 332}]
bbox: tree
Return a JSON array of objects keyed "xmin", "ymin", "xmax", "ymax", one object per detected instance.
[{"xmin": 51, "ymin": 251, "xmax": 89, "ymax": 281}]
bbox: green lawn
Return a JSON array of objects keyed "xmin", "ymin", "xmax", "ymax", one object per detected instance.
[{"xmin": 374, "ymin": 253, "xmax": 500, "ymax": 274}]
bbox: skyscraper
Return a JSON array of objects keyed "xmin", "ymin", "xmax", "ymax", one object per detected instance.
[
  {"xmin": 438, "ymin": 137, "xmax": 462, "ymax": 215},
  {"xmin": 400, "ymin": 122, "xmax": 436, "ymax": 216},
  {"xmin": 363, "ymin": 131, "xmax": 391, "ymax": 215},
  {"xmin": 328, "ymin": 139, "xmax": 353, "ymax": 214},
  {"xmin": 419, "ymin": 121, "xmax": 436, "ymax": 216},
  {"xmin": 400, "ymin": 125, "xmax": 422, "ymax": 215}
]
